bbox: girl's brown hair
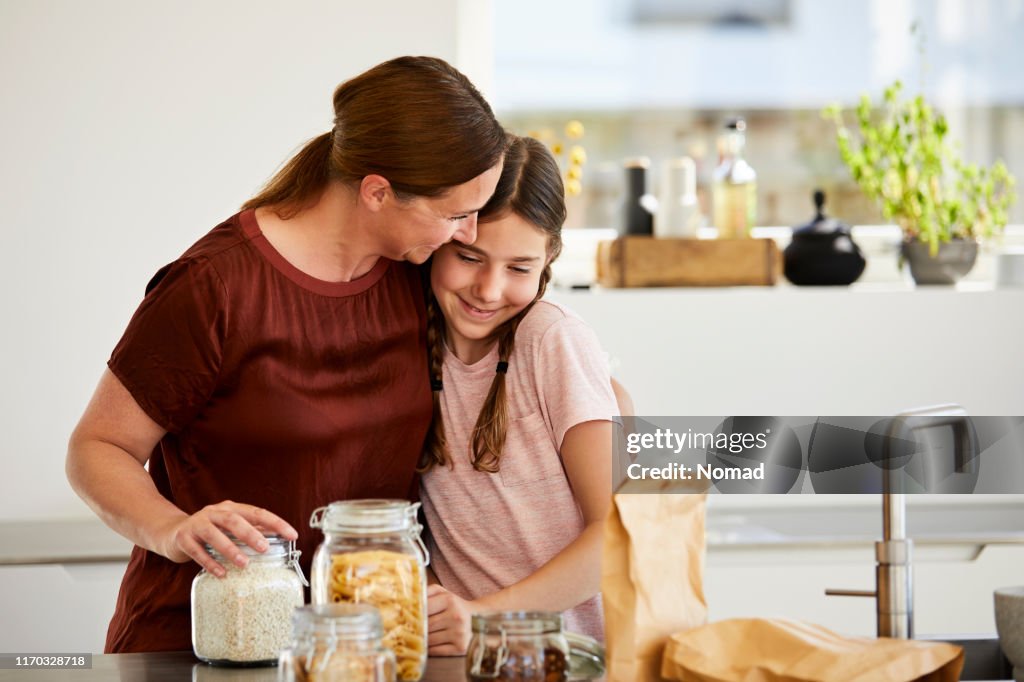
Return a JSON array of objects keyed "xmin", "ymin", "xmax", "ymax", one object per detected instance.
[
  {"xmin": 421, "ymin": 135, "xmax": 566, "ymax": 473},
  {"xmin": 243, "ymin": 56, "xmax": 506, "ymax": 217}
]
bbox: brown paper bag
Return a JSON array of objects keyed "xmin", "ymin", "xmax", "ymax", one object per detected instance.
[
  {"xmin": 602, "ymin": 492, "xmax": 708, "ymax": 682},
  {"xmin": 660, "ymin": 618, "xmax": 964, "ymax": 682}
]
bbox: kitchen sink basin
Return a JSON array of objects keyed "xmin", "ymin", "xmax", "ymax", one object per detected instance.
[{"xmin": 919, "ymin": 634, "xmax": 1012, "ymax": 681}]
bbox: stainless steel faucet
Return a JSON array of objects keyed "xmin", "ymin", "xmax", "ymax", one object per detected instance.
[{"xmin": 825, "ymin": 404, "xmax": 977, "ymax": 639}]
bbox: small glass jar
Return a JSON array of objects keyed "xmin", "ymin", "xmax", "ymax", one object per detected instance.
[
  {"xmin": 466, "ymin": 611, "xmax": 570, "ymax": 682},
  {"xmin": 309, "ymin": 500, "xmax": 428, "ymax": 682},
  {"xmin": 191, "ymin": 534, "xmax": 306, "ymax": 666},
  {"xmin": 278, "ymin": 603, "xmax": 396, "ymax": 682}
]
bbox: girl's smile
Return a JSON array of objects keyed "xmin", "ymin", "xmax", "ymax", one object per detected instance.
[{"xmin": 457, "ymin": 296, "xmax": 501, "ymax": 319}]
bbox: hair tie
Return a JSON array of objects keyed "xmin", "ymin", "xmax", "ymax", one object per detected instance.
[
  {"xmin": 496, "ymin": 361, "xmax": 509, "ymax": 374},
  {"xmin": 431, "ymin": 378, "xmax": 443, "ymax": 391}
]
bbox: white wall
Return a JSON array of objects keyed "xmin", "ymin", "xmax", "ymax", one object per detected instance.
[
  {"xmin": 0, "ymin": 0, "xmax": 487, "ymax": 522},
  {"xmin": 492, "ymin": 0, "xmax": 1024, "ymax": 110}
]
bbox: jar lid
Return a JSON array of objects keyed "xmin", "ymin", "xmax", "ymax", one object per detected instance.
[
  {"xmin": 205, "ymin": 533, "xmax": 288, "ymax": 558},
  {"xmin": 204, "ymin": 534, "xmax": 308, "ymax": 583},
  {"xmin": 471, "ymin": 610, "xmax": 563, "ymax": 635},
  {"xmin": 292, "ymin": 603, "xmax": 383, "ymax": 641},
  {"xmin": 310, "ymin": 499, "xmax": 420, "ymax": 534}
]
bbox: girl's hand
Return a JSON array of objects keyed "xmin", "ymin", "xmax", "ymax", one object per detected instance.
[
  {"xmin": 157, "ymin": 501, "xmax": 298, "ymax": 577},
  {"xmin": 426, "ymin": 584, "xmax": 475, "ymax": 655}
]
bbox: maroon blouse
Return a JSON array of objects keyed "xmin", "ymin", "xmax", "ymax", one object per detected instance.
[{"xmin": 104, "ymin": 210, "xmax": 431, "ymax": 652}]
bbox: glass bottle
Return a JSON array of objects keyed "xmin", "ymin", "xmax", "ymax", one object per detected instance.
[
  {"xmin": 466, "ymin": 611, "xmax": 570, "ymax": 682},
  {"xmin": 309, "ymin": 500, "xmax": 428, "ymax": 682},
  {"xmin": 278, "ymin": 603, "xmax": 396, "ymax": 682},
  {"xmin": 191, "ymin": 534, "xmax": 306, "ymax": 666},
  {"xmin": 712, "ymin": 118, "xmax": 758, "ymax": 239}
]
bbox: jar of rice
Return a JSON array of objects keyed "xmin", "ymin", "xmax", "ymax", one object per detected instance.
[
  {"xmin": 309, "ymin": 500, "xmax": 428, "ymax": 681},
  {"xmin": 191, "ymin": 533, "xmax": 306, "ymax": 665}
]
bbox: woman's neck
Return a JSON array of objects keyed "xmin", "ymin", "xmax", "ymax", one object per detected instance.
[{"xmin": 255, "ymin": 183, "xmax": 381, "ymax": 282}]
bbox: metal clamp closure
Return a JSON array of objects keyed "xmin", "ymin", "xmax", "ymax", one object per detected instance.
[{"xmin": 287, "ymin": 539, "xmax": 309, "ymax": 587}]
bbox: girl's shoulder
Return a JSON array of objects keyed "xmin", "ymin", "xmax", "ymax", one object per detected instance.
[
  {"xmin": 515, "ymin": 299, "xmax": 598, "ymax": 351},
  {"xmin": 519, "ymin": 299, "xmax": 586, "ymax": 332}
]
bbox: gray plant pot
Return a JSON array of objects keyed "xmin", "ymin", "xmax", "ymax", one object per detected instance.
[{"xmin": 901, "ymin": 238, "xmax": 978, "ymax": 285}]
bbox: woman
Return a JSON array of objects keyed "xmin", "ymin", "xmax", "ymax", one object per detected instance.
[
  {"xmin": 420, "ymin": 136, "xmax": 617, "ymax": 652},
  {"xmin": 65, "ymin": 56, "xmax": 505, "ymax": 653}
]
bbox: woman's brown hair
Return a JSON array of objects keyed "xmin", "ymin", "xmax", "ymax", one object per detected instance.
[
  {"xmin": 242, "ymin": 56, "xmax": 506, "ymax": 217},
  {"xmin": 421, "ymin": 135, "xmax": 566, "ymax": 473}
]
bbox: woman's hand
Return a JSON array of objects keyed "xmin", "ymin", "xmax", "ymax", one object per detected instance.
[
  {"xmin": 426, "ymin": 584, "xmax": 476, "ymax": 655},
  {"xmin": 158, "ymin": 501, "xmax": 298, "ymax": 577}
]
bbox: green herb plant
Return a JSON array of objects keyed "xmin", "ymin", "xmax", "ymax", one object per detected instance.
[{"xmin": 823, "ymin": 82, "xmax": 1016, "ymax": 255}]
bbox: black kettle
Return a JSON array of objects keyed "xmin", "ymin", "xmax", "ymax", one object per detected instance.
[{"xmin": 784, "ymin": 189, "xmax": 866, "ymax": 286}]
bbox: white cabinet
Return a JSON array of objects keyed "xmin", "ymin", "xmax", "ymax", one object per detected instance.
[{"xmin": 0, "ymin": 562, "xmax": 127, "ymax": 652}]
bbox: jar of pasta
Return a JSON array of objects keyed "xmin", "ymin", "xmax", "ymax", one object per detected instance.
[
  {"xmin": 466, "ymin": 611, "xmax": 570, "ymax": 682},
  {"xmin": 278, "ymin": 603, "xmax": 396, "ymax": 682},
  {"xmin": 309, "ymin": 500, "xmax": 428, "ymax": 681},
  {"xmin": 191, "ymin": 534, "xmax": 306, "ymax": 666}
]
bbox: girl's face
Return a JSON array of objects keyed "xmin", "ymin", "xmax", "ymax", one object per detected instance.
[{"xmin": 430, "ymin": 212, "xmax": 549, "ymax": 364}]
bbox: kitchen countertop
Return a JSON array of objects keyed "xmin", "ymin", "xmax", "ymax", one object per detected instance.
[
  {"xmin": 0, "ymin": 652, "xmax": 469, "ymax": 681},
  {"xmin": 704, "ymin": 496, "xmax": 1024, "ymax": 550},
  {"xmin": 4, "ymin": 497, "xmax": 1024, "ymax": 565},
  {"xmin": 0, "ymin": 519, "xmax": 132, "ymax": 565},
  {"xmin": 0, "ymin": 649, "xmax": 1003, "ymax": 681}
]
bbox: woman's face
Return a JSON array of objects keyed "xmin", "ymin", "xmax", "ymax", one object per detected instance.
[
  {"xmin": 384, "ymin": 161, "xmax": 503, "ymax": 264},
  {"xmin": 430, "ymin": 212, "xmax": 549, "ymax": 363}
]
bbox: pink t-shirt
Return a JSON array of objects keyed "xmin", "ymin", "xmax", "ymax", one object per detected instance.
[{"xmin": 420, "ymin": 300, "xmax": 617, "ymax": 640}]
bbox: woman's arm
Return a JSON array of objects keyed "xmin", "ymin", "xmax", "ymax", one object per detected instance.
[
  {"xmin": 66, "ymin": 369, "xmax": 297, "ymax": 576},
  {"xmin": 427, "ymin": 418, "xmax": 614, "ymax": 655}
]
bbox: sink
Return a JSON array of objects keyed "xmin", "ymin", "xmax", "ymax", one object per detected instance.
[{"xmin": 919, "ymin": 634, "xmax": 1013, "ymax": 681}]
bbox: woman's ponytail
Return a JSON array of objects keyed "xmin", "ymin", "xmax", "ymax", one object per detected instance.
[{"xmin": 242, "ymin": 132, "xmax": 333, "ymax": 218}]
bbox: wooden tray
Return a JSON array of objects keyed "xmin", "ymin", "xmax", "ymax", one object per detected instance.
[{"xmin": 596, "ymin": 236, "xmax": 780, "ymax": 287}]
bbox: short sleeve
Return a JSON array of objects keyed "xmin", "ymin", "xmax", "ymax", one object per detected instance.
[
  {"xmin": 108, "ymin": 257, "xmax": 227, "ymax": 433},
  {"xmin": 533, "ymin": 316, "xmax": 618, "ymax": 450}
]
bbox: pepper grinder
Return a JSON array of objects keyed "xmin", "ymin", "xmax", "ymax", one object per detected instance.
[{"xmin": 622, "ymin": 157, "xmax": 657, "ymax": 236}]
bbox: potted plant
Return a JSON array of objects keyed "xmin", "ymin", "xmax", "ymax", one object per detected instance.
[{"xmin": 823, "ymin": 82, "xmax": 1016, "ymax": 284}]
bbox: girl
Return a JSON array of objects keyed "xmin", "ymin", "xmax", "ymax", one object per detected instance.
[{"xmin": 420, "ymin": 135, "xmax": 618, "ymax": 652}]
